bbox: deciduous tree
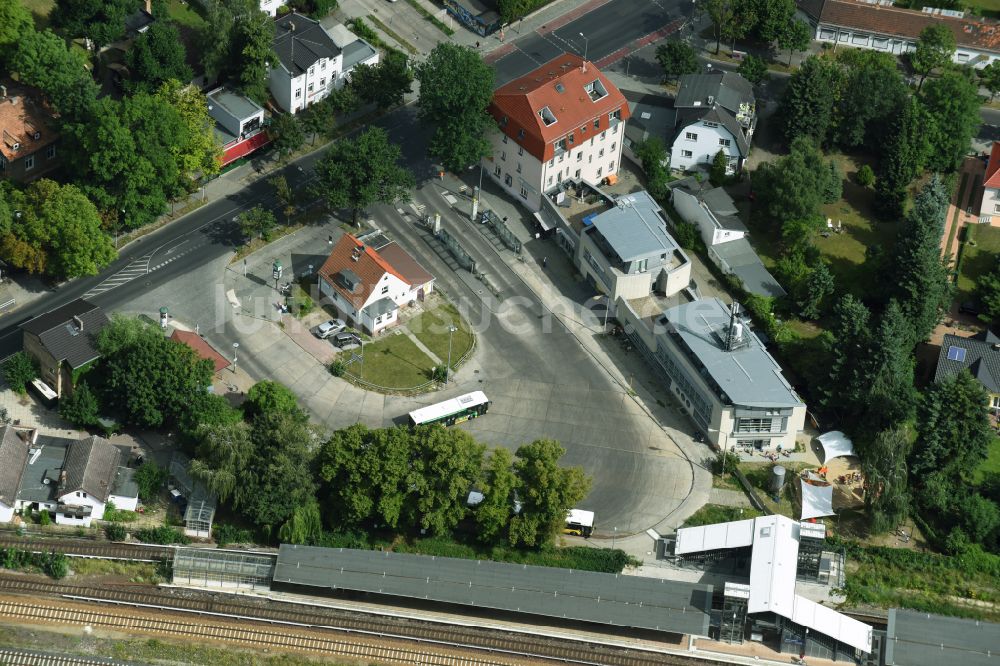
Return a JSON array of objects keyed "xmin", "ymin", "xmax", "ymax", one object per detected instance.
[
  {"xmin": 125, "ymin": 21, "xmax": 192, "ymax": 93},
  {"xmin": 655, "ymin": 41, "xmax": 698, "ymax": 82},
  {"xmin": 976, "ymin": 258, "xmax": 1000, "ymax": 325},
  {"xmin": 753, "ymin": 136, "xmax": 831, "ymax": 229},
  {"xmin": 313, "ymin": 127, "xmax": 414, "ymax": 224},
  {"xmin": 50, "ymin": 0, "xmax": 140, "ymax": 48},
  {"xmin": 404, "ymin": 426, "xmax": 485, "ymax": 535},
  {"xmin": 833, "ymin": 50, "xmax": 908, "ymax": 150},
  {"xmin": 10, "ymin": 29, "xmax": 98, "ymax": 121},
  {"xmin": 244, "ymin": 380, "xmax": 303, "ymax": 421},
  {"xmin": 920, "ymin": 69, "xmax": 982, "ymax": 172},
  {"xmin": 777, "ymin": 19, "xmax": 811, "ymax": 66},
  {"xmin": 270, "ymin": 113, "xmax": 305, "ymax": 157},
  {"xmin": 190, "ymin": 421, "xmax": 255, "ymax": 507},
  {"xmin": 748, "ymin": 0, "xmax": 795, "ymax": 43},
  {"xmin": 699, "ymin": 0, "xmax": 735, "ymax": 55},
  {"xmin": 0, "ymin": 0, "xmax": 33, "ymax": 66},
  {"xmin": 508, "ymin": 439, "xmax": 591, "ymax": 548},
  {"xmin": 1, "ymin": 352, "xmax": 37, "ymax": 395},
  {"xmin": 474, "ymin": 447, "xmax": 518, "ymax": 544},
  {"xmin": 350, "ymin": 50, "xmax": 413, "ymax": 110},
  {"xmin": 779, "ymin": 56, "xmax": 843, "ymax": 144},
  {"xmin": 738, "ymin": 54, "xmax": 768, "ymax": 85},
  {"xmin": 860, "ymin": 427, "xmax": 910, "ymax": 533},
  {"xmin": 979, "ymin": 61, "xmax": 1000, "ymax": 101},
  {"xmin": 233, "ymin": 9, "xmax": 276, "ymax": 104},
  {"xmin": 155, "ymin": 81, "xmax": 222, "ymax": 182},
  {"xmin": 237, "ymin": 206, "xmax": 277, "ymax": 241},
  {"xmin": 710, "ymin": 149, "xmax": 728, "ymax": 186},
  {"xmin": 911, "ymin": 23, "xmax": 956, "ymax": 91},
  {"xmin": 634, "ymin": 137, "xmax": 670, "ymax": 199}
]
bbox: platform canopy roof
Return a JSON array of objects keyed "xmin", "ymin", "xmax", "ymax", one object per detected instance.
[
  {"xmin": 817, "ymin": 431, "xmax": 856, "ymax": 464},
  {"xmin": 800, "ymin": 480, "xmax": 835, "ymax": 521},
  {"xmin": 675, "ymin": 518, "xmax": 755, "ymax": 555},
  {"xmin": 886, "ymin": 608, "xmax": 1000, "ymax": 666},
  {"xmin": 274, "ymin": 545, "xmax": 713, "ymax": 637}
]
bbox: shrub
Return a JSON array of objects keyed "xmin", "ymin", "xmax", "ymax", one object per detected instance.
[
  {"xmin": 42, "ymin": 551, "xmax": 68, "ymax": 579},
  {"xmin": 213, "ymin": 524, "xmax": 255, "ymax": 547},
  {"xmin": 105, "ymin": 523, "xmax": 127, "ymax": 541},
  {"xmin": 2, "ymin": 352, "xmax": 37, "ymax": 394},
  {"xmin": 134, "ymin": 462, "xmax": 168, "ymax": 502},
  {"xmin": 59, "ymin": 381, "xmax": 101, "ymax": 428},
  {"xmin": 329, "ymin": 360, "xmax": 346, "ymax": 377},
  {"xmin": 38, "ymin": 509, "xmax": 51, "ymax": 526},
  {"xmin": 430, "ymin": 365, "xmax": 448, "ymax": 382},
  {"xmin": 672, "ymin": 221, "xmax": 702, "ymax": 251},
  {"xmin": 135, "ymin": 526, "xmax": 190, "ymax": 545},
  {"xmin": 856, "ymin": 164, "xmax": 875, "ymax": 188},
  {"xmin": 711, "ymin": 450, "xmax": 741, "ymax": 475},
  {"xmin": 710, "ymin": 149, "xmax": 728, "ymax": 186}
]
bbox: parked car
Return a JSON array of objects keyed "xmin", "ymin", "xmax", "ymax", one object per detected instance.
[
  {"xmin": 331, "ymin": 332, "xmax": 362, "ymax": 349},
  {"xmin": 312, "ymin": 318, "xmax": 346, "ymax": 339}
]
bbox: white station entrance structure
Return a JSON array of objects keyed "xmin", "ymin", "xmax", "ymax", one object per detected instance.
[{"xmin": 673, "ymin": 514, "xmax": 872, "ymax": 662}]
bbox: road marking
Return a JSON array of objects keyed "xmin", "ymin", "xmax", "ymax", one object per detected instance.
[
  {"xmin": 83, "ymin": 253, "xmax": 153, "ymax": 298},
  {"xmin": 163, "ymin": 240, "xmax": 188, "ymax": 255}
]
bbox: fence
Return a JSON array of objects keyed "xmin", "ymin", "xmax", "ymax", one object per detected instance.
[
  {"xmin": 480, "ymin": 210, "xmax": 523, "ymax": 254},
  {"xmin": 438, "ymin": 228, "xmax": 477, "ymax": 273}
]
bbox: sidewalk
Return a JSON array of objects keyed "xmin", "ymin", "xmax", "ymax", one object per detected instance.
[{"xmin": 942, "ymin": 156, "xmax": 986, "ymax": 262}]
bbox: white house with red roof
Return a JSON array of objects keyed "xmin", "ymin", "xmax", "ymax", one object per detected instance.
[
  {"xmin": 317, "ymin": 233, "xmax": 434, "ymax": 335},
  {"xmin": 486, "ymin": 53, "xmax": 630, "ymax": 211},
  {"xmin": 981, "ymin": 143, "xmax": 1000, "ymax": 224}
]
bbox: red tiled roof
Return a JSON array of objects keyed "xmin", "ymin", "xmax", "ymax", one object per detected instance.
[
  {"xmin": 488, "ymin": 53, "xmax": 630, "ymax": 163},
  {"xmin": 378, "ymin": 242, "xmax": 433, "ymax": 288},
  {"xmin": 803, "ymin": 0, "xmax": 1000, "ymax": 54},
  {"xmin": 0, "ymin": 87, "xmax": 57, "ymax": 163},
  {"xmin": 318, "ymin": 234, "xmax": 410, "ymax": 310},
  {"xmin": 170, "ymin": 330, "xmax": 231, "ymax": 373},
  {"xmin": 986, "ymin": 142, "xmax": 1000, "ymax": 189}
]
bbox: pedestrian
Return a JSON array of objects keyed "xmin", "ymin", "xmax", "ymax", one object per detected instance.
[
  {"xmin": 542, "ymin": 256, "xmax": 548, "ymax": 268},
  {"xmin": 476, "ymin": 40, "xmax": 480, "ymax": 48}
]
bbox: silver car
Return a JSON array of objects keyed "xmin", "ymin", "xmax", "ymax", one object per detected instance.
[{"xmin": 312, "ymin": 318, "xmax": 346, "ymax": 339}]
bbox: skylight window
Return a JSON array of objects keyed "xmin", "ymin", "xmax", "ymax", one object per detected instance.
[
  {"xmin": 539, "ymin": 106, "xmax": 557, "ymax": 126},
  {"xmin": 585, "ymin": 79, "xmax": 608, "ymax": 101},
  {"xmin": 947, "ymin": 345, "xmax": 967, "ymax": 362},
  {"xmin": 555, "ymin": 83, "xmax": 565, "ymax": 93}
]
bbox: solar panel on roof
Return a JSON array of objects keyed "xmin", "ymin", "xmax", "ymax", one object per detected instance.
[{"xmin": 947, "ymin": 345, "xmax": 967, "ymax": 362}]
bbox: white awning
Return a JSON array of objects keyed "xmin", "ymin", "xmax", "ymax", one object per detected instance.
[
  {"xmin": 675, "ymin": 518, "xmax": 755, "ymax": 555},
  {"xmin": 748, "ymin": 515, "xmax": 798, "ymax": 615},
  {"xmin": 800, "ymin": 480, "xmax": 835, "ymax": 520},
  {"xmin": 792, "ymin": 595, "xmax": 873, "ymax": 653},
  {"xmin": 816, "ymin": 431, "xmax": 856, "ymax": 464}
]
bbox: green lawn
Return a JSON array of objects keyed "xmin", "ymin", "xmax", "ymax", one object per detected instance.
[
  {"xmin": 349, "ymin": 331, "xmax": 436, "ymax": 389},
  {"xmin": 408, "ymin": 301, "xmax": 474, "ymax": 365},
  {"xmin": 956, "ymin": 224, "xmax": 1000, "ymax": 302},
  {"xmin": 682, "ymin": 504, "xmax": 763, "ymax": 527},
  {"xmin": 975, "ymin": 437, "xmax": 1000, "ymax": 483},
  {"xmin": 20, "ymin": 0, "xmax": 54, "ymax": 29},
  {"xmin": 166, "ymin": 0, "xmax": 207, "ymax": 29}
]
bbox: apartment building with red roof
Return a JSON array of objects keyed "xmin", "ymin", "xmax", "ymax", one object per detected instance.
[
  {"xmin": 486, "ymin": 53, "xmax": 630, "ymax": 211},
  {"xmin": 0, "ymin": 84, "xmax": 59, "ymax": 183},
  {"xmin": 798, "ymin": 0, "xmax": 1000, "ymax": 68},
  {"xmin": 980, "ymin": 142, "xmax": 1000, "ymax": 223},
  {"xmin": 317, "ymin": 233, "xmax": 434, "ymax": 335}
]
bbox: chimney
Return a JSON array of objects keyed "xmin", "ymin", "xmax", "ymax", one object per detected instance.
[
  {"xmin": 0, "ymin": 85, "xmax": 6, "ymax": 100},
  {"xmin": 72, "ymin": 315, "xmax": 84, "ymax": 331},
  {"xmin": 145, "ymin": 0, "xmax": 151, "ymax": 14},
  {"xmin": 59, "ymin": 469, "xmax": 67, "ymax": 488},
  {"xmin": 726, "ymin": 301, "xmax": 744, "ymax": 352}
]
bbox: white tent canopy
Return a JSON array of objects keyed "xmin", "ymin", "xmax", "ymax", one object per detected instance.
[
  {"xmin": 800, "ymin": 480, "xmax": 835, "ymax": 520},
  {"xmin": 816, "ymin": 431, "xmax": 856, "ymax": 464}
]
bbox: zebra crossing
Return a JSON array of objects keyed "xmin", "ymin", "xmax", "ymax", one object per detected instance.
[{"xmin": 82, "ymin": 254, "xmax": 152, "ymax": 298}]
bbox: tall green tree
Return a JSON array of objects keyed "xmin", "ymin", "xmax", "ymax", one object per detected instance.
[
  {"xmin": 125, "ymin": 21, "xmax": 192, "ymax": 93},
  {"xmin": 237, "ymin": 206, "xmax": 277, "ymax": 242},
  {"xmin": 748, "ymin": 0, "xmax": 795, "ymax": 43},
  {"xmin": 59, "ymin": 381, "xmax": 101, "ymax": 428},
  {"xmin": 190, "ymin": 421, "xmax": 256, "ymax": 507},
  {"xmin": 279, "ymin": 500, "xmax": 323, "ymax": 545},
  {"xmin": 779, "ymin": 56, "xmax": 843, "ymax": 144},
  {"xmin": 244, "ymin": 380, "xmax": 303, "ymax": 422},
  {"xmin": 404, "ymin": 426, "xmax": 485, "ymax": 535},
  {"xmin": 920, "ymin": 69, "xmax": 982, "ymax": 172},
  {"xmin": 699, "ymin": 0, "xmax": 736, "ymax": 54},
  {"xmin": 710, "ymin": 149, "xmax": 729, "ymax": 186},
  {"xmin": 10, "ymin": 29, "xmax": 98, "ymax": 121},
  {"xmin": 979, "ymin": 61, "xmax": 1000, "ymax": 101},
  {"xmin": 299, "ymin": 102, "xmax": 334, "ymax": 146},
  {"xmin": 0, "ymin": 0, "xmax": 33, "ymax": 67},
  {"xmin": 976, "ymin": 258, "xmax": 1000, "ymax": 326},
  {"xmin": 833, "ymin": 50, "xmax": 908, "ymax": 150},
  {"xmin": 860, "ymin": 427, "xmax": 910, "ymax": 534},
  {"xmin": 911, "ymin": 23, "xmax": 956, "ymax": 91},
  {"xmin": 874, "ymin": 97, "xmax": 931, "ymax": 219},
  {"xmin": 862, "ymin": 300, "xmax": 917, "ymax": 433},
  {"xmin": 270, "ymin": 113, "xmax": 305, "ymax": 157},
  {"xmin": 416, "ymin": 43, "xmax": 495, "ymax": 172},
  {"xmin": 350, "ymin": 50, "xmax": 413, "ymax": 110},
  {"xmin": 821, "ymin": 294, "xmax": 870, "ymax": 413},
  {"xmin": 753, "ymin": 136, "xmax": 831, "ymax": 229},
  {"xmin": 655, "ymin": 41, "xmax": 698, "ymax": 81},
  {"xmin": 777, "ymin": 19, "xmax": 811, "ymax": 66},
  {"xmin": 50, "ymin": 0, "xmax": 140, "ymax": 48},
  {"xmin": 233, "ymin": 9, "xmax": 276, "ymax": 104},
  {"xmin": 155, "ymin": 81, "xmax": 222, "ymax": 182},
  {"xmin": 797, "ymin": 261, "xmax": 834, "ymax": 320},
  {"xmin": 474, "ymin": 447, "xmax": 518, "ymax": 544},
  {"xmin": 508, "ymin": 439, "xmax": 591, "ymax": 548},
  {"xmin": 634, "ymin": 137, "xmax": 670, "ymax": 199},
  {"xmin": 1, "ymin": 352, "xmax": 37, "ymax": 395},
  {"xmin": 313, "ymin": 127, "xmax": 414, "ymax": 224},
  {"xmin": 738, "ymin": 54, "xmax": 768, "ymax": 86}
]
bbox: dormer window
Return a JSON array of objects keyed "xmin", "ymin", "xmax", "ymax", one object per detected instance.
[
  {"xmin": 518, "ymin": 129, "xmax": 525, "ymax": 139},
  {"xmin": 500, "ymin": 115, "xmax": 509, "ymax": 127},
  {"xmin": 539, "ymin": 106, "xmax": 557, "ymax": 126},
  {"xmin": 585, "ymin": 79, "xmax": 608, "ymax": 101}
]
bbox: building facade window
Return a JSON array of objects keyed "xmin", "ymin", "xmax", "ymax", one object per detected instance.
[
  {"xmin": 295, "ymin": 89, "xmax": 302, "ymax": 98},
  {"xmin": 381, "ymin": 285, "xmax": 389, "ymax": 294},
  {"xmin": 494, "ymin": 165, "xmax": 501, "ymax": 176},
  {"xmin": 520, "ymin": 186, "xmax": 528, "ymax": 198},
  {"xmin": 681, "ymin": 150, "xmax": 693, "ymax": 158},
  {"xmin": 24, "ymin": 155, "xmax": 34, "ymax": 170},
  {"xmin": 611, "ymin": 142, "xmax": 616, "ymax": 152},
  {"xmin": 685, "ymin": 131, "xmax": 697, "ymax": 141},
  {"xmin": 599, "ymin": 148, "xmax": 605, "ymax": 158},
  {"xmin": 734, "ymin": 417, "xmax": 786, "ymax": 434},
  {"xmin": 505, "ymin": 174, "xmax": 512, "ymax": 186},
  {"xmin": 547, "ymin": 175, "xmax": 553, "ymax": 185},
  {"xmin": 608, "ymin": 161, "xmax": 615, "ymax": 172},
  {"xmin": 320, "ymin": 78, "xmax": 326, "ymax": 87},
  {"xmin": 308, "ymin": 83, "xmax": 314, "ymax": 92},
  {"xmin": 719, "ymin": 138, "xmax": 731, "ymax": 147},
  {"xmin": 501, "ymin": 151, "xmax": 506, "ymax": 161},
  {"xmin": 46, "ymin": 145, "xmax": 56, "ymax": 159},
  {"xmin": 516, "ymin": 163, "xmax": 522, "ymax": 173},
  {"xmin": 503, "ymin": 134, "xmax": 508, "ymax": 144},
  {"xmin": 518, "ymin": 146, "xmax": 523, "ymax": 156},
  {"xmin": 596, "ymin": 167, "xmax": 602, "ymax": 178},
  {"xmin": 575, "ymin": 168, "xmax": 581, "ymax": 178},
  {"xmin": 577, "ymin": 152, "xmax": 582, "ymax": 162}
]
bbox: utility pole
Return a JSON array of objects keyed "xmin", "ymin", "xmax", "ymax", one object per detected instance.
[{"xmin": 446, "ymin": 326, "xmax": 457, "ymax": 383}]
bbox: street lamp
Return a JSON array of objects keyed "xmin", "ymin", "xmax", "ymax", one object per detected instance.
[
  {"xmin": 446, "ymin": 325, "xmax": 457, "ymax": 383},
  {"xmin": 232, "ymin": 342, "xmax": 239, "ymax": 374},
  {"xmin": 580, "ymin": 32, "xmax": 589, "ymax": 70},
  {"xmin": 612, "ymin": 526, "xmax": 617, "ymax": 549},
  {"xmin": 470, "ymin": 162, "xmax": 485, "ymax": 223}
]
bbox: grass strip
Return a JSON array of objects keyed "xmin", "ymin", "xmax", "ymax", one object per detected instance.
[
  {"xmin": 404, "ymin": 0, "xmax": 456, "ymax": 35},
  {"xmin": 945, "ymin": 171, "xmax": 969, "ymax": 263},
  {"xmin": 358, "ymin": 15, "xmax": 419, "ymax": 55}
]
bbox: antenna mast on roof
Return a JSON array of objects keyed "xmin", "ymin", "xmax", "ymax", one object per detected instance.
[{"xmin": 726, "ymin": 301, "xmax": 748, "ymax": 352}]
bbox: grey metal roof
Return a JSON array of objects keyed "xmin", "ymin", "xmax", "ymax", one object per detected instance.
[
  {"xmin": 0, "ymin": 426, "xmax": 29, "ymax": 506},
  {"xmin": 343, "ymin": 39, "xmax": 377, "ymax": 71},
  {"xmin": 589, "ymin": 191, "xmax": 679, "ymax": 262},
  {"xmin": 625, "ymin": 95, "xmax": 675, "ymax": 146},
  {"xmin": 21, "ymin": 299, "xmax": 108, "ymax": 369},
  {"xmin": 363, "ymin": 297, "xmax": 397, "ymax": 318},
  {"xmin": 274, "ymin": 545, "xmax": 714, "ymax": 636},
  {"xmin": 273, "ymin": 13, "xmax": 341, "ymax": 76},
  {"xmin": 661, "ymin": 298, "xmax": 801, "ymax": 408},
  {"xmin": 60, "ymin": 436, "xmax": 122, "ymax": 502},
  {"xmin": 111, "ymin": 466, "xmax": 138, "ymax": 500},
  {"xmin": 207, "ymin": 88, "xmax": 263, "ymax": 128},
  {"xmin": 675, "ymin": 71, "xmax": 754, "ymax": 116},
  {"xmin": 675, "ymin": 106, "xmax": 749, "ymax": 156},
  {"xmin": 712, "ymin": 239, "xmax": 786, "ymax": 298},
  {"xmin": 15, "ymin": 435, "xmax": 69, "ymax": 504},
  {"xmin": 885, "ymin": 609, "xmax": 1000, "ymax": 666},
  {"xmin": 702, "ymin": 187, "xmax": 740, "ymax": 219},
  {"xmin": 933, "ymin": 330, "xmax": 1000, "ymax": 392}
]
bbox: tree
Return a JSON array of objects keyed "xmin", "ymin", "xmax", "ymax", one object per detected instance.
[
  {"xmin": 191, "ymin": 421, "xmax": 255, "ymax": 507},
  {"xmin": 124, "ymin": 21, "xmax": 192, "ymax": 93},
  {"xmin": 244, "ymin": 380, "xmax": 303, "ymax": 422},
  {"xmin": 474, "ymin": 447, "xmax": 518, "ymax": 544},
  {"xmin": 634, "ymin": 137, "xmax": 670, "ymax": 199},
  {"xmin": 738, "ymin": 54, "xmax": 768, "ymax": 86},
  {"xmin": 753, "ymin": 136, "xmax": 830, "ymax": 229},
  {"xmin": 50, "ymin": 0, "xmax": 140, "ymax": 48},
  {"xmin": 279, "ymin": 500, "xmax": 323, "ymax": 545},
  {"xmin": 237, "ymin": 205, "xmax": 277, "ymax": 242},
  {"xmin": 155, "ymin": 81, "xmax": 222, "ymax": 182},
  {"xmin": 59, "ymin": 381, "xmax": 100, "ymax": 427},
  {"xmin": 833, "ymin": 50, "xmax": 908, "ymax": 151},
  {"xmin": 233, "ymin": 9, "xmax": 276, "ymax": 103},
  {"xmin": 862, "ymin": 300, "xmax": 917, "ymax": 433},
  {"xmin": 822, "ymin": 160, "xmax": 842, "ymax": 204},
  {"xmin": 299, "ymin": 102, "xmax": 333, "ymax": 146},
  {"xmin": 133, "ymin": 461, "xmax": 168, "ymax": 501},
  {"xmin": 0, "ymin": 0, "xmax": 33, "ymax": 67},
  {"xmin": 416, "ymin": 43, "xmax": 495, "ymax": 172},
  {"xmin": 820, "ymin": 294, "xmax": 870, "ymax": 414},
  {"xmin": 860, "ymin": 427, "xmax": 910, "ymax": 533},
  {"xmin": 710, "ymin": 149, "xmax": 728, "ymax": 186},
  {"xmin": 350, "ymin": 50, "xmax": 413, "ymax": 110},
  {"xmin": 875, "ymin": 97, "xmax": 930, "ymax": 219},
  {"xmin": 961, "ymin": 494, "xmax": 1000, "ymax": 546},
  {"xmin": 404, "ymin": 426, "xmax": 485, "ymax": 535},
  {"xmin": 748, "ymin": 0, "xmax": 795, "ymax": 43},
  {"xmin": 920, "ymin": 69, "xmax": 982, "ymax": 173},
  {"xmin": 655, "ymin": 41, "xmax": 698, "ymax": 82},
  {"xmin": 270, "ymin": 113, "xmax": 305, "ymax": 157},
  {"xmin": 977, "ymin": 258, "xmax": 1000, "ymax": 325},
  {"xmin": 508, "ymin": 439, "xmax": 591, "ymax": 548},
  {"xmin": 9, "ymin": 29, "xmax": 98, "ymax": 121},
  {"xmin": 911, "ymin": 24, "xmax": 957, "ymax": 91},
  {"xmin": 797, "ymin": 261, "xmax": 834, "ymax": 320},
  {"xmin": 777, "ymin": 19, "xmax": 811, "ymax": 66},
  {"xmin": 856, "ymin": 164, "xmax": 875, "ymax": 188},
  {"xmin": 779, "ymin": 55, "xmax": 843, "ymax": 144},
  {"xmin": 700, "ymin": 0, "xmax": 736, "ymax": 54},
  {"xmin": 178, "ymin": 392, "xmax": 242, "ymax": 441},
  {"xmin": 1, "ymin": 352, "xmax": 37, "ymax": 395},
  {"xmin": 313, "ymin": 127, "xmax": 414, "ymax": 224},
  {"xmin": 270, "ymin": 175, "xmax": 296, "ymax": 221},
  {"xmin": 96, "ymin": 316, "xmax": 214, "ymax": 428},
  {"xmin": 979, "ymin": 61, "xmax": 1000, "ymax": 101}
]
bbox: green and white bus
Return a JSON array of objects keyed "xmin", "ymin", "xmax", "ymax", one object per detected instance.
[{"xmin": 408, "ymin": 391, "xmax": 491, "ymax": 427}]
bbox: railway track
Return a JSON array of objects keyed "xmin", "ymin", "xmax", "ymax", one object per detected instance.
[
  {"xmin": 0, "ymin": 536, "xmax": 172, "ymax": 562},
  {"xmin": 0, "ymin": 577, "xmax": 714, "ymax": 665},
  {"xmin": 0, "ymin": 647, "xmax": 132, "ymax": 665}
]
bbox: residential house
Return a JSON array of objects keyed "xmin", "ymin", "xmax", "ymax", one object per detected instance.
[
  {"xmin": 798, "ymin": 0, "xmax": 1000, "ymax": 68},
  {"xmin": 170, "ymin": 330, "xmax": 231, "ymax": 373},
  {"xmin": 5, "ymin": 433, "xmax": 138, "ymax": 528},
  {"xmin": 670, "ymin": 71, "xmax": 756, "ymax": 174},
  {"xmin": 0, "ymin": 84, "xmax": 59, "ymax": 183},
  {"xmin": 207, "ymin": 87, "xmax": 270, "ymax": 167},
  {"xmin": 21, "ymin": 299, "xmax": 109, "ymax": 398},
  {"xmin": 317, "ymin": 233, "xmax": 434, "ymax": 335},
  {"xmin": 0, "ymin": 425, "xmax": 30, "ymax": 523},
  {"xmin": 671, "ymin": 178, "xmax": 785, "ymax": 298},
  {"xmin": 622, "ymin": 93, "xmax": 675, "ymax": 170},
  {"xmin": 486, "ymin": 53, "xmax": 630, "ymax": 211},
  {"xmin": 980, "ymin": 142, "xmax": 1000, "ymax": 224},
  {"xmin": 268, "ymin": 14, "xmax": 378, "ymax": 115},
  {"xmin": 260, "ymin": 0, "xmax": 282, "ymax": 16},
  {"xmin": 619, "ymin": 298, "xmax": 806, "ymax": 451},
  {"xmin": 576, "ymin": 190, "xmax": 692, "ymax": 301},
  {"xmin": 934, "ymin": 329, "xmax": 1000, "ymax": 413}
]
